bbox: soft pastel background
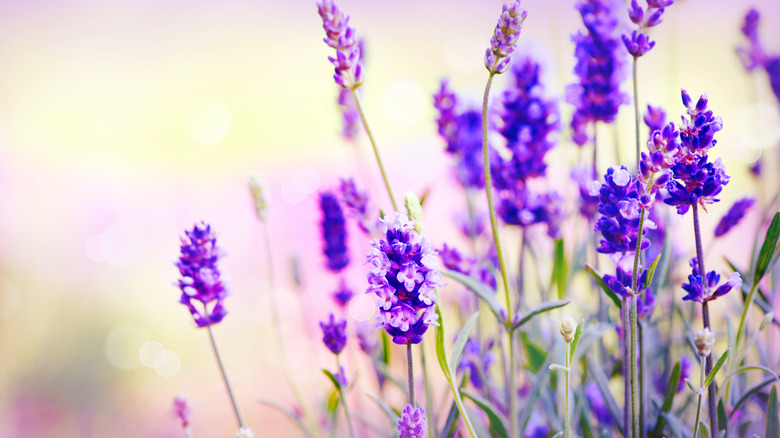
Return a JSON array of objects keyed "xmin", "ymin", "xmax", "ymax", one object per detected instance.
[{"xmin": 0, "ymin": 0, "xmax": 778, "ymax": 436}]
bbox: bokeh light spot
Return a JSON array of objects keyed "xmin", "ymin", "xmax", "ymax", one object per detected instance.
[
  {"xmin": 154, "ymin": 350, "xmax": 181, "ymax": 377},
  {"xmin": 381, "ymin": 74, "xmax": 427, "ymax": 127},
  {"xmin": 105, "ymin": 325, "xmax": 148, "ymax": 371},
  {"xmin": 139, "ymin": 341, "xmax": 165, "ymax": 368},
  {"xmin": 185, "ymin": 99, "xmax": 231, "ymax": 145},
  {"xmin": 348, "ymin": 293, "xmax": 375, "ymax": 322}
]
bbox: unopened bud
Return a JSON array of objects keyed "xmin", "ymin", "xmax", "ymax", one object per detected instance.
[
  {"xmin": 560, "ymin": 317, "xmax": 576, "ymax": 343},
  {"xmin": 236, "ymin": 428, "xmax": 255, "ymax": 438},
  {"xmin": 693, "ymin": 328, "xmax": 715, "ymax": 357},
  {"xmin": 248, "ymin": 173, "xmax": 269, "ymax": 221},
  {"xmin": 404, "ymin": 192, "xmax": 424, "ymax": 233},
  {"xmin": 760, "ymin": 312, "xmax": 774, "ymax": 331}
]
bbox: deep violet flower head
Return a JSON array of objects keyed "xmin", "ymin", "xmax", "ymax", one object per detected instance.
[
  {"xmin": 320, "ymin": 312, "xmax": 347, "ymax": 355},
  {"xmin": 681, "ymin": 258, "xmax": 742, "ymax": 303},
  {"xmin": 173, "ymin": 395, "xmax": 192, "ymax": 428},
  {"xmin": 622, "ymin": 0, "xmax": 672, "ymax": 58},
  {"xmin": 485, "ymin": 1, "xmax": 528, "ymax": 74},
  {"xmin": 317, "ymin": 0, "xmax": 364, "ymax": 89},
  {"xmin": 644, "ymin": 104, "xmax": 667, "ymax": 132},
  {"xmin": 319, "ymin": 191, "xmax": 350, "ymax": 272},
  {"xmin": 439, "ymin": 243, "xmax": 474, "ymax": 275},
  {"xmin": 176, "ymin": 222, "xmax": 229, "ymax": 328},
  {"xmin": 594, "ymin": 166, "xmax": 655, "ymax": 272},
  {"xmin": 397, "ymin": 405, "xmax": 426, "ymax": 438},
  {"xmin": 457, "ymin": 338, "xmax": 495, "ymax": 390},
  {"xmin": 567, "ymin": 0, "xmax": 629, "ymax": 146},
  {"xmin": 584, "ymin": 382, "xmax": 613, "ymax": 425},
  {"xmin": 366, "ymin": 213, "xmax": 442, "ymax": 345},
  {"xmin": 638, "ymin": 121, "xmax": 679, "ymax": 203},
  {"xmin": 603, "ymin": 267, "xmax": 648, "ymax": 298},
  {"xmin": 714, "ymin": 197, "xmax": 755, "ymax": 237},
  {"xmin": 339, "ymin": 177, "xmax": 375, "ymax": 234},
  {"xmin": 523, "ymin": 412, "xmax": 551, "ymax": 438},
  {"xmin": 332, "ymin": 278, "xmax": 354, "ymax": 308},
  {"xmin": 677, "ymin": 356, "xmax": 692, "ymax": 392},
  {"xmin": 337, "ymin": 39, "xmax": 365, "ymax": 140}
]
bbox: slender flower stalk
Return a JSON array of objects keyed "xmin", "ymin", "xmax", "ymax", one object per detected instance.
[
  {"xmin": 692, "ymin": 354, "xmax": 706, "ymax": 438},
  {"xmin": 336, "ymin": 356, "xmax": 357, "ymax": 438},
  {"xmin": 207, "ymin": 324, "xmax": 244, "ymax": 428},
  {"xmin": 407, "ymin": 344, "xmax": 415, "ymax": 406},
  {"xmin": 559, "ymin": 318, "xmax": 576, "ymax": 438},
  {"xmin": 692, "ymin": 328, "xmax": 715, "ymax": 438}
]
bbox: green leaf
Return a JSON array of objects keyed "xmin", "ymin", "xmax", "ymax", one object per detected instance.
[
  {"xmin": 645, "ymin": 253, "xmax": 663, "ymax": 289},
  {"xmin": 732, "ymin": 377, "xmax": 776, "ymax": 417},
  {"xmin": 450, "ymin": 311, "xmax": 480, "ymax": 372},
  {"xmin": 512, "ymin": 300, "xmax": 571, "ymax": 330},
  {"xmin": 580, "ymin": 411, "xmax": 594, "ymax": 438},
  {"xmin": 587, "ymin": 360, "xmax": 624, "ymax": 434},
  {"xmin": 700, "ymin": 421, "xmax": 710, "ymax": 438},
  {"xmin": 754, "ymin": 211, "xmax": 780, "ymax": 285},
  {"xmin": 650, "ymin": 361, "xmax": 681, "ymax": 438},
  {"xmin": 322, "ymin": 369, "xmax": 342, "ymax": 391},
  {"xmin": 766, "ymin": 386, "xmax": 779, "ymax": 438},
  {"xmin": 434, "ymin": 303, "xmax": 452, "ymax": 383},
  {"xmin": 366, "ymin": 393, "xmax": 400, "ymax": 426},
  {"xmin": 462, "ymin": 389, "xmax": 509, "ymax": 438},
  {"xmin": 326, "ymin": 390, "xmax": 340, "ymax": 413},
  {"xmin": 585, "ymin": 264, "xmax": 621, "ymax": 309},
  {"xmin": 520, "ymin": 332, "xmax": 548, "ymax": 374},
  {"xmin": 257, "ymin": 399, "xmax": 311, "ymax": 437},
  {"xmin": 704, "ymin": 349, "xmax": 729, "ymax": 388},
  {"xmin": 717, "ymin": 400, "xmax": 727, "ymax": 434},
  {"xmin": 569, "ymin": 319, "xmax": 585, "ymax": 364},
  {"xmin": 552, "ymin": 238, "xmax": 568, "ymax": 299},
  {"xmin": 442, "ymin": 269, "xmax": 503, "ymax": 320}
]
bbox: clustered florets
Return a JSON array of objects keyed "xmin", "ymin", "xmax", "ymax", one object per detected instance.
[
  {"xmin": 176, "ymin": 222, "xmax": 230, "ymax": 328},
  {"xmin": 319, "ymin": 191, "xmax": 350, "ymax": 272},
  {"xmin": 366, "ymin": 213, "xmax": 442, "ymax": 345},
  {"xmin": 681, "ymin": 258, "xmax": 742, "ymax": 303},
  {"xmin": 485, "ymin": 1, "xmax": 528, "ymax": 74},
  {"xmin": 622, "ymin": 0, "xmax": 673, "ymax": 57},
  {"xmin": 320, "ymin": 312, "xmax": 348, "ymax": 355},
  {"xmin": 317, "ymin": 0, "xmax": 364, "ymax": 89},
  {"xmin": 397, "ymin": 405, "xmax": 426, "ymax": 438}
]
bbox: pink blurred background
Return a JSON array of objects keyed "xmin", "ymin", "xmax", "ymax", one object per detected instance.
[{"xmin": 0, "ymin": 0, "xmax": 778, "ymax": 436}]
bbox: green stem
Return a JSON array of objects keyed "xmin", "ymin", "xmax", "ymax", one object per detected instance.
[
  {"xmin": 632, "ymin": 56, "xmax": 640, "ymax": 169},
  {"xmin": 207, "ymin": 324, "xmax": 244, "ymax": 429},
  {"xmin": 629, "ymin": 295, "xmax": 639, "ymax": 438},
  {"xmin": 407, "ymin": 343, "xmax": 415, "ymax": 406},
  {"xmin": 622, "ymin": 297, "xmax": 631, "ymax": 436},
  {"xmin": 351, "ymin": 88, "xmax": 398, "ymax": 212},
  {"xmin": 508, "ymin": 332, "xmax": 517, "ymax": 438},
  {"xmin": 693, "ymin": 356, "xmax": 705, "ymax": 438},
  {"xmin": 593, "ymin": 121, "xmax": 598, "ymax": 179},
  {"xmin": 565, "ymin": 342, "xmax": 571, "ymax": 438},
  {"xmin": 336, "ymin": 355, "xmax": 356, "ymax": 438}
]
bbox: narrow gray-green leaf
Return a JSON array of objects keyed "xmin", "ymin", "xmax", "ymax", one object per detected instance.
[
  {"xmin": 450, "ymin": 311, "xmax": 480, "ymax": 372},
  {"xmin": 717, "ymin": 400, "xmax": 727, "ymax": 435},
  {"xmin": 442, "ymin": 269, "xmax": 503, "ymax": 320},
  {"xmin": 434, "ymin": 303, "xmax": 452, "ymax": 383},
  {"xmin": 587, "ymin": 359, "xmax": 624, "ymax": 434},
  {"xmin": 754, "ymin": 211, "xmax": 780, "ymax": 284},
  {"xmin": 366, "ymin": 393, "xmax": 400, "ymax": 426},
  {"xmin": 585, "ymin": 264, "xmax": 621, "ymax": 309},
  {"xmin": 766, "ymin": 386, "xmax": 779, "ymax": 438},
  {"xmin": 732, "ymin": 377, "xmax": 776, "ymax": 416},
  {"xmin": 569, "ymin": 319, "xmax": 585, "ymax": 365},
  {"xmin": 704, "ymin": 349, "xmax": 729, "ymax": 388},
  {"xmin": 659, "ymin": 411, "xmax": 687, "ymax": 438},
  {"xmin": 462, "ymin": 389, "xmax": 509, "ymax": 438},
  {"xmin": 257, "ymin": 399, "xmax": 311, "ymax": 437},
  {"xmin": 645, "ymin": 253, "xmax": 663, "ymax": 289},
  {"xmin": 651, "ymin": 361, "xmax": 681, "ymax": 438},
  {"xmin": 512, "ymin": 300, "xmax": 571, "ymax": 330},
  {"xmin": 552, "ymin": 238, "xmax": 568, "ymax": 299}
]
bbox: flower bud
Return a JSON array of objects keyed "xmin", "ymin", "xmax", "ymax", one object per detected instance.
[
  {"xmin": 560, "ymin": 317, "xmax": 576, "ymax": 344},
  {"xmin": 760, "ymin": 312, "xmax": 774, "ymax": 331},
  {"xmin": 248, "ymin": 173, "xmax": 269, "ymax": 221},
  {"xmin": 236, "ymin": 427, "xmax": 255, "ymax": 438},
  {"xmin": 404, "ymin": 192, "xmax": 424, "ymax": 234},
  {"xmin": 693, "ymin": 328, "xmax": 715, "ymax": 357}
]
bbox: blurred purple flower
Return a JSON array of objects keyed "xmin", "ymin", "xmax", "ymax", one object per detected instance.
[
  {"xmin": 457, "ymin": 338, "xmax": 495, "ymax": 390},
  {"xmin": 339, "ymin": 177, "xmax": 375, "ymax": 234},
  {"xmin": 397, "ymin": 405, "xmax": 426, "ymax": 438},
  {"xmin": 571, "ymin": 166, "xmax": 599, "ymax": 221},
  {"xmin": 439, "ymin": 244, "xmax": 474, "ymax": 275},
  {"xmin": 319, "ymin": 191, "xmax": 349, "ymax": 272},
  {"xmin": 714, "ymin": 197, "xmax": 755, "ymax": 237},
  {"xmin": 356, "ymin": 322, "xmax": 378, "ymax": 356},
  {"xmin": 485, "ymin": 1, "xmax": 528, "ymax": 74},
  {"xmin": 366, "ymin": 213, "xmax": 442, "ymax": 345},
  {"xmin": 173, "ymin": 395, "xmax": 191, "ymax": 428},
  {"xmin": 320, "ymin": 312, "xmax": 347, "ymax": 355},
  {"xmin": 332, "ymin": 278, "xmax": 354, "ymax": 308},
  {"xmin": 677, "ymin": 356, "xmax": 692, "ymax": 392},
  {"xmin": 176, "ymin": 222, "xmax": 229, "ymax": 328},
  {"xmin": 644, "ymin": 104, "xmax": 667, "ymax": 132},
  {"xmin": 584, "ymin": 382, "xmax": 613, "ymax": 425}
]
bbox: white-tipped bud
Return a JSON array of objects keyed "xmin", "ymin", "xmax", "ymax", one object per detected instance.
[
  {"xmin": 760, "ymin": 312, "xmax": 774, "ymax": 331},
  {"xmin": 236, "ymin": 428, "xmax": 255, "ymax": 438},
  {"xmin": 248, "ymin": 173, "xmax": 269, "ymax": 221},
  {"xmin": 560, "ymin": 317, "xmax": 576, "ymax": 344},
  {"xmin": 404, "ymin": 192, "xmax": 424, "ymax": 234},
  {"xmin": 693, "ymin": 328, "xmax": 715, "ymax": 357}
]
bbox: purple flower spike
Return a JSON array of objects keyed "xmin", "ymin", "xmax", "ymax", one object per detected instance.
[
  {"xmin": 319, "ymin": 191, "xmax": 350, "ymax": 273},
  {"xmin": 644, "ymin": 105, "xmax": 667, "ymax": 132},
  {"xmin": 681, "ymin": 258, "xmax": 742, "ymax": 303},
  {"xmin": 714, "ymin": 197, "xmax": 755, "ymax": 237},
  {"xmin": 628, "ymin": 0, "xmax": 644, "ymax": 24},
  {"xmin": 397, "ymin": 405, "xmax": 426, "ymax": 438},
  {"xmin": 677, "ymin": 356, "xmax": 692, "ymax": 392},
  {"xmin": 320, "ymin": 312, "xmax": 347, "ymax": 355},
  {"xmin": 176, "ymin": 222, "xmax": 230, "ymax": 328},
  {"xmin": 571, "ymin": 166, "xmax": 599, "ymax": 221},
  {"xmin": 485, "ymin": 1, "xmax": 528, "ymax": 74},
  {"xmin": 332, "ymin": 278, "xmax": 354, "ymax": 308},
  {"xmin": 584, "ymin": 382, "xmax": 613, "ymax": 425},
  {"xmin": 622, "ymin": 30, "xmax": 655, "ymax": 57},
  {"xmin": 366, "ymin": 213, "xmax": 442, "ymax": 345},
  {"xmin": 173, "ymin": 395, "xmax": 192, "ymax": 428},
  {"xmin": 339, "ymin": 177, "xmax": 375, "ymax": 234},
  {"xmin": 433, "ymin": 79, "xmax": 459, "ymax": 144},
  {"xmin": 317, "ymin": 0, "xmax": 364, "ymax": 89}
]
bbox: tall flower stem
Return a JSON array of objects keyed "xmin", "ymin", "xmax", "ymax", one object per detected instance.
[
  {"xmin": 206, "ymin": 324, "xmax": 244, "ymax": 429},
  {"xmin": 407, "ymin": 344, "xmax": 415, "ymax": 406},
  {"xmin": 482, "ymin": 70, "xmax": 517, "ymax": 438},
  {"xmin": 420, "ymin": 344, "xmax": 435, "ymax": 438},
  {"xmin": 262, "ymin": 223, "xmax": 318, "ymax": 437},
  {"xmin": 351, "ymin": 88, "xmax": 398, "ymax": 212},
  {"xmin": 692, "ymin": 356, "xmax": 706, "ymax": 438},
  {"xmin": 336, "ymin": 356, "xmax": 357, "ymax": 438},
  {"xmin": 621, "ymin": 297, "xmax": 631, "ymax": 436},
  {"xmin": 692, "ymin": 204, "xmax": 717, "ymax": 434},
  {"xmin": 632, "ymin": 57, "xmax": 640, "ymax": 168},
  {"xmin": 564, "ymin": 342, "xmax": 571, "ymax": 438},
  {"xmin": 629, "ymin": 207, "xmax": 648, "ymax": 438}
]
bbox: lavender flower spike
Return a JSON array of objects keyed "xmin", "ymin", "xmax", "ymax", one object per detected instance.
[
  {"xmin": 176, "ymin": 222, "xmax": 229, "ymax": 328},
  {"xmin": 319, "ymin": 191, "xmax": 350, "ymax": 273},
  {"xmin": 485, "ymin": 1, "xmax": 528, "ymax": 74},
  {"xmin": 173, "ymin": 395, "xmax": 192, "ymax": 429},
  {"xmin": 397, "ymin": 405, "xmax": 426, "ymax": 438},
  {"xmin": 681, "ymin": 258, "xmax": 742, "ymax": 303},
  {"xmin": 622, "ymin": 0, "xmax": 672, "ymax": 58},
  {"xmin": 320, "ymin": 312, "xmax": 348, "ymax": 355},
  {"xmin": 317, "ymin": 0, "xmax": 364, "ymax": 89},
  {"xmin": 714, "ymin": 197, "xmax": 755, "ymax": 237}
]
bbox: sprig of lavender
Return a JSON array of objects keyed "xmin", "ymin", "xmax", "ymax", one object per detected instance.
[{"xmin": 319, "ymin": 313, "xmax": 355, "ymax": 438}]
